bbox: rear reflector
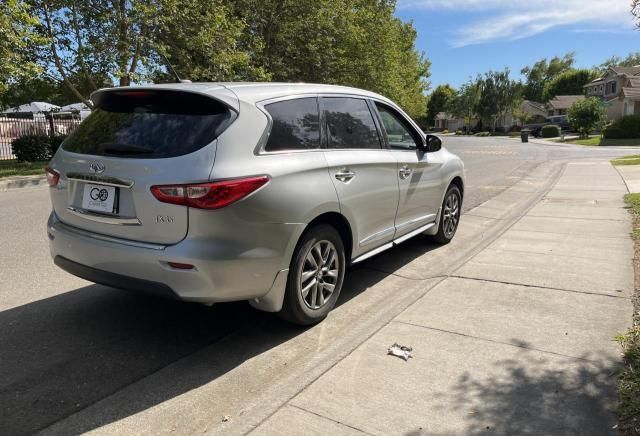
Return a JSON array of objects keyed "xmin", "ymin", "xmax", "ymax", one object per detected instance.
[
  {"xmin": 167, "ymin": 262, "xmax": 195, "ymax": 270},
  {"xmin": 45, "ymin": 167, "xmax": 60, "ymax": 187},
  {"xmin": 151, "ymin": 176, "xmax": 269, "ymax": 210}
]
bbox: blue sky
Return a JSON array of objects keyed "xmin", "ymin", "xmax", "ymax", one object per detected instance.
[{"xmin": 395, "ymin": 0, "xmax": 640, "ymax": 91}]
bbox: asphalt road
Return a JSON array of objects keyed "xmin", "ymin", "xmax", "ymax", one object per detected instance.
[{"xmin": 0, "ymin": 137, "xmax": 634, "ymax": 434}]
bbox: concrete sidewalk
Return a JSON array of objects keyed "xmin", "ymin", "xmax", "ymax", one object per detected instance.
[
  {"xmin": 253, "ymin": 161, "xmax": 634, "ymax": 435},
  {"xmin": 616, "ymin": 164, "xmax": 640, "ymax": 193}
]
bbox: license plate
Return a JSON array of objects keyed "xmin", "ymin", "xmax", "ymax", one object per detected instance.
[{"xmin": 82, "ymin": 184, "xmax": 117, "ymax": 213}]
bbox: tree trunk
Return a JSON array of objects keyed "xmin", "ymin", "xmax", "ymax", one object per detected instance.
[{"xmin": 116, "ymin": 0, "xmax": 129, "ymax": 87}]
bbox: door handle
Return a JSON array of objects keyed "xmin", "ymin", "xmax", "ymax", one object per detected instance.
[
  {"xmin": 335, "ymin": 168, "xmax": 356, "ymax": 183},
  {"xmin": 399, "ymin": 165, "xmax": 412, "ymax": 180}
]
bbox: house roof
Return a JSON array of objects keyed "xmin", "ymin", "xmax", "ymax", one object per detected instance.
[
  {"xmin": 522, "ymin": 100, "xmax": 546, "ymax": 113},
  {"xmin": 610, "ymin": 66, "xmax": 640, "ymax": 76},
  {"xmin": 622, "ymin": 87, "xmax": 640, "ymax": 99},
  {"xmin": 585, "ymin": 78, "xmax": 605, "ymax": 86},
  {"xmin": 547, "ymin": 95, "xmax": 585, "ymax": 109}
]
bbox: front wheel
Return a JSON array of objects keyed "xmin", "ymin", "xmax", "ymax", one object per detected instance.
[
  {"xmin": 432, "ymin": 185, "xmax": 462, "ymax": 244},
  {"xmin": 278, "ymin": 224, "xmax": 346, "ymax": 325}
]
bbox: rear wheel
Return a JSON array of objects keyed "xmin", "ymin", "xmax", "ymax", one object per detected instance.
[
  {"xmin": 432, "ymin": 185, "xmax": 462, "ymax": 244},
  {"xmin": 279, "ymin": 224, "xmax": 346, "ymax": 325}
]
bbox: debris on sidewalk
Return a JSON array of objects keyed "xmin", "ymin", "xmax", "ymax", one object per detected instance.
[
  {"xmin": 221, "ymin": 415, "xmax": 230, "ymax": 423},
  {"xmin": 387, "ymin": 343, "xmax": 413, "ymax": 361}
]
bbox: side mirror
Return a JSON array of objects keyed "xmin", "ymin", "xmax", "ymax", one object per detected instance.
[{"xmin": 424, "ymin": 134, "xmax": 442, "ymax": 153}]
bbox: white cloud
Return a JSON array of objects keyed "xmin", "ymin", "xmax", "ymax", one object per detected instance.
[{"xmin": 399, "ymin": 0, "xmax": 633, "ymax": 47}]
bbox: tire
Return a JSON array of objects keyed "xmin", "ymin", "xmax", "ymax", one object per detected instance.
[
  {"xmin": 278, "ymin": 224, "xmax": 346, "ymax": 326},
  {"xmin": 432, "ymin": 185, "xmax": 462, "ymax": 245}
]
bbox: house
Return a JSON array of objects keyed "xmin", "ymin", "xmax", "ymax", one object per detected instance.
[
  {"xmin": 546, "ymin": 95, "xmax": 585, "ymax": 117},
  {"xmin": 433, "ymin": 99, "xmax": 547, "ymax": 132},
  {"xmin": 434, "ymin": 112, "xmax": 465, "ymax": 131},
  {"xmin": 583, "ymin": 66, "xmax": 640, "ymax": 120}
]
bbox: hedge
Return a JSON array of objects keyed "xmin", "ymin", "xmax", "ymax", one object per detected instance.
[
  {"xmin": 604, "ymin": 115, "xmax": 640, "ymax": 139},
  {"xmin": 11, "ymin": 134, "xmax": 66, "ymax": 162},
  {"xmin": 541, "ymin": 125, "xmax": 561, "ymax": 138}
]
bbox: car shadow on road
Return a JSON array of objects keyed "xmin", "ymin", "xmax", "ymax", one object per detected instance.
[{"xmin": 0, "ymin": 237, "xmax": 443, "ymax": 434}]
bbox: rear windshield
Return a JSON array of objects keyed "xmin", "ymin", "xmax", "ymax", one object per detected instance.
[{"xmin": 62, "ymin": 90, "xmax": 233, "ymax": 158}]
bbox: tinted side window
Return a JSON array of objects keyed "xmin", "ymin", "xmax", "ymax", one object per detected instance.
[
  {"xmin": 323, "ymin": 98, "xmax": 381, "ymax": 149},
  {"xmin": 375, "ymin": 103, "xmax": 419, "ymax": 150},
  {"xmin": 264, "ymin": 98, "xmax": 320, "ymax": 152}
]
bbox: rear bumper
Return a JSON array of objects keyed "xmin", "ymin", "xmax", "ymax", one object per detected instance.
[
  {"xmin": 54, "ymin": 255, "xmax": 178, "ymax": 299},
  {"xmin": 47, "ymin": 211, "xmax": 304, "ymax": 304}
]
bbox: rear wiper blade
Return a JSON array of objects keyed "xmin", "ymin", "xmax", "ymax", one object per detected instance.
[{"xmin": 98, "ymin": 142, "xmax": 155, "ymax": 155}]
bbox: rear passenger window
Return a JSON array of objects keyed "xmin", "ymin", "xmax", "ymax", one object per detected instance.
[
  {"xmin": 264, "ymin": 98, "xmax": 320, "ymax": 152},
  {"xmin": 323, "ymin": 98, "xmax": 381, "ymax": 149}
]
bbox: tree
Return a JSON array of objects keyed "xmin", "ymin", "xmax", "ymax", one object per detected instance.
[
  {"xmin": 0, "ymin": 1, "xmax": 43, "ymax": 100},
  {"xmin": 542, "ymin": 69, "xmax": 598, "ymax": 101},
  {"xmin": 12, "ymin": 0, "xmax": 430, "ymax": 118},
  {"xmin": 476, "ymin": 69, "xmax": 522, "ymax": 132},
  {"xmin": 230, "ymin": 0, "xmax": 431, "ymax": 118},
  {"xmin": 521, "ymin": 53, "xmax": 575, "ymax": 102},
  {"xmin": 633, "ymin": 0, "xmax": 640, "ymax": 28},
  {"xmin": 426, "ymin": 84, "xmax": 456, "ymax": 126},
  {"xmin": 567, "ymin": 97, "xmax": 607, "ymax": 139},
  {"xmin": 447, "ymin": 80, "xmax": 480, "ymax": 132}
]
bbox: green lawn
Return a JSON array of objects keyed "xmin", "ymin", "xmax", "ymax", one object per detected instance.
[
  {"xmin": 0, "ymin": 160, "xmax": 48, "ymax": 178},
  {"xmin": 555, "ymin": 136, "xmax": 640, "ymax": 147},
  {"xmin": 618, "ymin": 194, "xmax": 640, "ymax": 433},
  {"xmin": 612, "ymin": 155, "xmax": 640, "ymax": 166}
]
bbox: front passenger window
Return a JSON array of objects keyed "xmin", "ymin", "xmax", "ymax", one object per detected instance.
[{"xmin": 375, "ymin": 103, "xmax": 420, "ymax": 150}]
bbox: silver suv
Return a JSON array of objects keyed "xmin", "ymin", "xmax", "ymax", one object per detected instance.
[{"xmin": 46, "ymin": 83, "xmax": 464, "ymax": 325}]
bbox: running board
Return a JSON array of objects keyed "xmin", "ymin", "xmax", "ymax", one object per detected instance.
[{"xmin": 351, "ymin": 222, "xmax": 436, "ymax": 264}]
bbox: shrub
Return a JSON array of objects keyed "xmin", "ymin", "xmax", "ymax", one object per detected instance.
[
  {"xmin": 455, "ymin": 129, "xmax": 463, "ymax": 135},
  {"xmin": 567, "ymin": 97, "xmax": 607, "ymax": 139},
  {"xmin": 11, "ymin": 134, "xmax": 67, "ymax": 162},
  {"xmin": 604, "ymin": 115, "xmax": 640, "ymax": 139},
  {"xmin": 474, "ymin": 131, "xmax": 491, "ymax": 137},
  {"xmin": 541, "ymin": 125, "xmax": 561, "ymax": 138},
  {"xmin": 11, "ymin": 135, "xmax": 51, "ymax": 162},
  {"xmin": 442, "ymin": 129, "xmax": 449, "ymax": 134}
]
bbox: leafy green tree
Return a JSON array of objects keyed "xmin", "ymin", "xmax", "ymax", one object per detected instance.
[
  {"xmin": 0, "ymin": 1, "xmax": 43, "ymax": 101},
  {"xmin": 447, "ymin": 80, "xmax": 480, "ymax": 132},
  {"xmin": 520, "ymin": 53, "xmax": 575, "ymax": 102},
  {"xmin": 231, "ymin": 0, "xmax": 430, "ymax": 118},
  {"xmin": 567, "ymin": 97, "xmax": 607, "ymax": 139},
  {"xmin": 542, "ymin": 69, "xmax": 598, "ymax": 101},
  {"xmin": 17, "ymin": 0, "xmax": 429, "ymax": 118},
  {"xmin": 426, "ymin": 84, "xmax": 456, "ymax": 126},
  {"xmin": 633, "ymin": 0, "xmax": 640, "ymax": 28},
  {"xmin": 475, "ymin": 69, "xmax": 522, "ymax": 132}
]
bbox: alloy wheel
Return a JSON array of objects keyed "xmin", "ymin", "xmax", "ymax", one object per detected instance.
[
  {"xmin": 442, "ymin": 191, "xmax": 460, "ymax": 239},
  {"xmin": 299, "ymin": 240, "xmax": 339, "ymax": 310}
]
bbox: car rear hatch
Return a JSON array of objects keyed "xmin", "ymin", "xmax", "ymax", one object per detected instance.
[{"xmin": 48, "ymin": 87, "xmax": 238, "ymax": 245}]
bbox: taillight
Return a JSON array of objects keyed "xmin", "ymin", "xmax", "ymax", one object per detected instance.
[
  {"xmin": 45, "ymin": 167, "xmax": 60, "ymax": 187},
  {"xmin": 150, "ymin": 176, "xmax": 269, "ymax": 210}
]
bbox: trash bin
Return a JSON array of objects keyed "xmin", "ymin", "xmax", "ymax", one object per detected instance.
[{"xmin": 521, "ymin": 129, "xmax": 529, "ymax": 143}]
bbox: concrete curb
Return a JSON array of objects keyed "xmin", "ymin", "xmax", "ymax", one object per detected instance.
[{"xmin": 0, "ymin": 175, "xmax": 47, "ymax": 192}]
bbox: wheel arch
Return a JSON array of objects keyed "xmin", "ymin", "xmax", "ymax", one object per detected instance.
[{"xmin": 303, "ymin": 212, "xmax": 354, "ymax": 264}]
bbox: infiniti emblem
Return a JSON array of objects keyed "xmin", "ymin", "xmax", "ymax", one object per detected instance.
[{"xmin": 89, "ymin": 162, "xmax": 106, "ymax": 174}]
